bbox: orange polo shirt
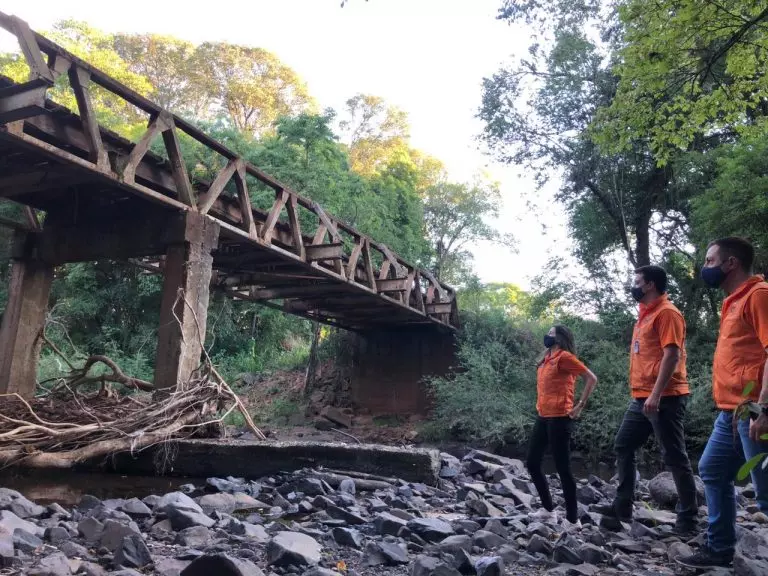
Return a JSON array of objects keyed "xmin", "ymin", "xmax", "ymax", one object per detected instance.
[
  {"xmin": 536, "ymin": 349, "xmax": 588, "ymax": 417},
  {"xmin": 712, "ymin": 276, "xmax": 768, "ymax": 410},
  {"xmin": 629, "ymin": 294, "xmax": 689, "ymax": 399}
]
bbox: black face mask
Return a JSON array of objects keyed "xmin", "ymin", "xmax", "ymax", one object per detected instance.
[
  {"xmin": 630, "ymin": 285, "xmax": 645, "ymax": 302},
  {"xmin": 543, "ymin": 335, "xmax": 556, "ymax": 348}
]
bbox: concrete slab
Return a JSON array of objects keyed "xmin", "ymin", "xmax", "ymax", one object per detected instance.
[{"xmin": 86, "ymin": 439, "xmax": 441, "ymax": 484}]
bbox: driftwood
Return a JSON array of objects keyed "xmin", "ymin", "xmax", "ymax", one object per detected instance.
[
  {"xmin": 0, "ymin": 290, "xmax": 265, "ymax": 469},
  {"xmin": 310, "ymin": 470, "xmax": 393, "ymax": 491}
]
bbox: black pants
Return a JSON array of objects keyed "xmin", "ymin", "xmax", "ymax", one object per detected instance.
[
  {"xmin": 526, "ymin": 416, "xmax": 578, "ymax": 523},
  {"xmin": 613, "ymin": 395, "xmax": 698, "ymax": 521}
]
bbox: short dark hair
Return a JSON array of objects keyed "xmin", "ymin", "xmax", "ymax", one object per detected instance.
[
  {"xmin": 708, "ymin": 237, "xmax": 755, "ymax": 272},
  {"xmin": 634, "ymin": 265, "xmax": 668, "ymax": 294}
]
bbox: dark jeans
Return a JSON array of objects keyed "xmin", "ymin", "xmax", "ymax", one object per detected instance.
[
  {"xmin": 526, "ymin": 416, "xmax": 577, "ymax": 522},
  {"xmin": 613, "ymin": 395, "xmax": 697, "ymax": 521}
]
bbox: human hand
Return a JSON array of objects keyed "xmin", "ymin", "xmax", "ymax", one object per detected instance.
[
  {"xmin": 749, "ymin": 413, "xmax": 768, "ymax": 443},
  {"xmin": 643, "ymin": 393, "xmax": 660, "ymax": 416}
]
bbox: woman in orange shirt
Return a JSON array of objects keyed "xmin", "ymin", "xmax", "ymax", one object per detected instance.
[{"xmin": 526, "ymin": 325, "xmax": 598, "ymax": 524}]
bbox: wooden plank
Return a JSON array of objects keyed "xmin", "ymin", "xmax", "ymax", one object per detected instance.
[
  {"xmin": 346, "ymin": 238, "xmax": 363, "ymax": 280},
  {"xmin": 120, "ymin": 113, "xmax": 170, "ymax": 184},
  {"xmin": 260, "ymin": 189, "xmax": 288, "ymax": 242},
  {"xmin": 9, "ymin": 15, "xmax": 54, "ymax": 82},
  {"xmin": 0, "ymin": 81, "xmax": 48, "ymax": 123},
  {"xmin": 161, "ymin": 117, "xmax": 195, "ymax": 207},
  {"xmin": 378, "ymin": 260, "xmax": 391, "ymax": 281},
  {"xmin": 23, "ymin": 207, "xmax": 40, "ymax": 231},
  {"xmin": 412, "ymin": 271, "xmax": 426, "ymax": 313},
  {"xmin": 248, "ymin": 284, "xmax": 339, "ymax": 300},
  {"xmin": 234, "ymin": 162, "xmax": 257, "ymax": 237},
  {"xmin": 285, "ymin": 193, "xmax": 305, "ymax": 259},
  {"xmin": 419, "ymin": 268, "xmax": 449, "ymax": 302},
  {"xmin": 312, "ymin": 201, "xmax": 341, "ymax": 242},
  {"xmin": 197, "ymin": 158, "xmax": 238, "ymax": 214},
  {"xmin": 361, "ymin": 239, "xmax": 376, "ymax": 290},
  {"xmin": 68, "ymin": 67, "xmax": 109, "ymax": 170},
  {"xmin": 306, "ymin": 243, "xmax": 343, "ymax": 262},
  {"xmin": 426, "ymin": 303, "xmax": 453, "ymax": 315},
  {"xmin": 312, "ymin": 223, "xmax": 328, "ymax": 246},
  {"xmin": 376, "ymin": 277, "xmax": 409, "ymax": 293}
]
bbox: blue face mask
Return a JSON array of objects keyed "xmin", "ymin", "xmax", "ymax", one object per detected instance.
[
  {"xmin": 544, "ymin": 335, "xmax": 556, "ymax": 348},
  {"xmin": 701, "ymin": 265, "xmax": 727, "ymax": 288}
]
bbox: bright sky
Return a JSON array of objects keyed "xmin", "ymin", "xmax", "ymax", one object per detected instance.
[{"xmin": 0, "ymin": 0, "xmax": 571, "ymax": 289}]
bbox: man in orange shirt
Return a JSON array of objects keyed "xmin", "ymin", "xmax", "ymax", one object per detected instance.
[
  {"xmin": 596, "ymin": 265, "xmax": 698, "ymax": 533},
  {"xmin": 678, "ymin": 238, "xmax": 768, "ymax": 570}
]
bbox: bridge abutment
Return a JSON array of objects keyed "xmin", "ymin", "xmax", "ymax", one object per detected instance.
[
  {"xmin": 348, "ymin": 327, "xmax": 456, "ymax": 414},
  {"xmin": 0, "ymin": 231, "xmax": 54, "ymax": 397}
]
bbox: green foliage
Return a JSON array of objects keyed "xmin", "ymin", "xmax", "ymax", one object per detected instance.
[{"xmin": 594, "ymin": 1, "xmax": 768, "ymax": 164}]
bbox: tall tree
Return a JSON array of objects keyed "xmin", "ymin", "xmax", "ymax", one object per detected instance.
[{"xmin": 594, "ymin": 1, "xmax": 768, "ymax": 164}]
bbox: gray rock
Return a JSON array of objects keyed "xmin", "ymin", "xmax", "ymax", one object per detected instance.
[
  {"xmin": 326, "ymin": 505, "xmax": 366, "ymax": 525},
  {"xmin": 0, "ymin": 529, "xmax": 12, "ymax": 568},
  {"xmin": 474, "ymin": 556, "xmax": 503, "ymax": 576},
  {"xmin": 1, "ymin": 509, "xmax": 43, "ymax": 536},
  {"xmin": 80, "ymin": 562, "xmax": 109, "ymax": 576},
  {"xmin": 78, "ymin": 495, "xmax": 102, "ymax": 512},
  {"xmin": 99, "ymin": 519, "xmax": 140, "ymax": 552},
  {"xmin": 232, "ymin": 493, "xmax": 268, "ymax": 512},
  {"xmin": 667, "ymin": 542, "xmax": 693, "ymax": 563},
  {"xmin": 157, "ymin": 492, "xmax": 204, "ymax": 515},
  {"xmin": 410, "ymin": 555, "xmax": 461, "ymax": 576},
  {"xmin": 633, "ymin": 506, "xmax": 676, "ymax": 527},
  {"xmin": 180, "ymin": 553, "xmax": 265, "ymax": 576},
  {"xmin": 576, "ymin": 485, "xmax": 603, "ymax": 505},
  {"xmin": 438, "ymin": 534, "xmax": 472, "ymax": 555},
  {"xmin": 58, "ymin": 541, "xmax": 91, "ymax": 560},
  {"xmin": 579, "ymin": 543, "xmax": 610, "ymax": 564},
  {"xmin": 466, "ymin": 499, "xmax": 505, "ymax": 518},
  {"xmin": 9, "ymin": 495, "xmax": 46, "ymax": 519},
  {"xmin": 266, "ymin": 531, "xmax": 321, "ymax": 567},
  {"xmin": 155, "ymin": 557, "xmax": 191, "ymax": 576},
  {"xmin": 495, "ymin": 480, "xmax": 533, "ymax": 507},
  {"xmin": 13, "ymin": 527, "xmax": 43, "ymax": 553},
  {"xmin": 176, "ymin": 526, "xmax": 211, "ymax": 548},
  {"xmin": 28, "ymin": 552, "xmax": 74, "ymax": 576},
  {"xmin": 302, "ymin": 569, "xmax": 340, "ymax": 576},
  {"xmin": 648, "ymin": 472, "xmax": 704, "ymax": 508},
  {"xmin": 473, "ymin": 530, "xmax": 506, "ymax": 549},
  {"xmin": 484, "ymin": 519, "xmax": 509, "ymax": 538},
  {"xmin": 45, "ymin": 526, "xmax": 70, "ymax": 544},
  {"xmin": 150, "ymin": 518, "xmax": 174, "ymax": 538},
  {"xmin": 527, "ymin": 534, "xmax": 553, "ymax": 555},
  {"xmin": 114, "ymin": 534, "xmax": 152, "ymax": 569},
  {"xmin": 554, "ymin": 543, "xmax": 583, "ymax": 564},
  {"xmin": 77, "ymin": 517, "xmax": 104, "ymax": 542},
  {"xmin": 407, "ymin": 518, "xmax": 455, "ymax": 542},
  {"xmin": 363, "ymin": 541, "xmax": 409, "ymax": 566},
  {"xmin": 613, "ymin": 540, "xmax": 651, "ymax": 554},
  {"xmin": 375, "ymin": 512, "xmax": 408, "ymax": 535},
  {"xmin": 526, "ymin": 522, "xmax": 553, "ymax": 538},
  {"xmin": 47, "ymin": 503, "xmax": 70, "ymax": 519},
  {"xmin": 243, "ymin": 522, "xmax": 269, "ymax": 542},
  {"xmin": 734, "ymin": 553, "xmax": 768, "ymax": 576},
  {"xmin": 339, "ymin": 478, "xmax": 356, "ymax": 495},
  {"xmin": 121, "ymin": 498, "xmax": 152, "ymax": 519},
  {"xmin": 548, "ymin": 565, "xmax": 599, "ymax": 576},
  {"xmin": 331, "ymin": 527, "xmax": 363, "ymax": 549},
  {"xmin": 199, "ymin": 493, "xmax": 236, "ymax": 515},
  {"xmin": 167, "ymin": 508, "xmax": 215, "ymax": 531}
]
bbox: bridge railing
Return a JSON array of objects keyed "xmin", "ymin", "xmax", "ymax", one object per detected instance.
[{"xmin": 0, "ymin": 12, "xmax": 458, "ymax": 329}]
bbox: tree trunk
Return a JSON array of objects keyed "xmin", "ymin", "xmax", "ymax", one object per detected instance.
[{"xmin": 304, "ymin": 322, "xmax": 321, "ymax": 397}]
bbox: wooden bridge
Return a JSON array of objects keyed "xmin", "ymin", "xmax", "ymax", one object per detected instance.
[{"xmin": 0, "ymin": 13, "xmax": 458, "ymax": 398}]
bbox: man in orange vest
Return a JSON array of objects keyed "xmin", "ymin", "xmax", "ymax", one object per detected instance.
[
  {"xmin": 678, "ymin": 238, "xmax": 768, "ymax": 570},
  {"xmin": 596, "ymin": 265, "xmax": 698, "ymax": 534}
]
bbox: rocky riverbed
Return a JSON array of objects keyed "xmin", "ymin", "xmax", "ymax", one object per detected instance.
[{"xmin": 1, "ymin": 448, "xmax": 767, "ymax": 576}]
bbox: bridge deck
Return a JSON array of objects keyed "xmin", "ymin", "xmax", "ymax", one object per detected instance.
[{"xmin": 0, "ymin": 12, "xmax": 457, "ymax": 332}]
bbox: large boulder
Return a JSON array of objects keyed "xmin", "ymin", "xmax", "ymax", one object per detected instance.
[
  {"xmin": 648, "ymin": 472, "xmax": 704, "ymax": 508},
  {"xmin": 266, "ymin": 532, "xmax": 321, "ymax": 567},
  {"xmin": 180, "ymin": 554, "xmax": 264, "ymax": 576}
]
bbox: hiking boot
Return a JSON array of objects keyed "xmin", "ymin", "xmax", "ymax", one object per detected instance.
[
  {"xmin": 676, "ymin": 546, "xmax": 733, "ymax": 569},
  {"xmin": 593, "ymin": 503, "xmax": 632, "ymax": 521},
  {"xmin": 673, "ymin": 517, "xmax": 698, "ymax": 536}
]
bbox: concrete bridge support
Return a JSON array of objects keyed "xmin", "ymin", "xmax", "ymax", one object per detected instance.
[
  {"xmin": 348, "ymin": 327, "xmax": 457, "ymax": 414},
  {"xmin": 0, "ymin": 231, "xmax": 54, "ymax": 397}
]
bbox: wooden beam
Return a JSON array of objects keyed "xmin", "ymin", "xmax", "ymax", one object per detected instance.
[
  {"xmin": 119, "ymin": 113, "xmax": 171, "ymax": 184},
  {"xmin": 346, "ymin": 238, "xmax": 363, "ymax": 281},
  {"xmin": 197, "ymin": 158, "xmax": 238, "ymax": 214},
  {"xmin": 68, "ymin": 67, "xmax": 109, "ymax": 170},
  {"xmin": 426, "ymin": 303, "xmax": 453, "ymax": 315},
  {"xmin": 0, "ymin": 80, "xmax": 48, "ymax": 123},
  {"xmin": 306, "ymin": 243, "xmax": 343, "ymax": 262},
  {"xmin": 285, "ymin": 193, "xmax": 305, "ymax": 259},
  {"xmin": 234, "ymin": 162, "xmax": 256, "ymax": 237},
  {"xmin": 361, "ymin": 239, "xmax": 376, "ymax": 290},
  {"xmin": 247, "ymin": 284, "xmax": 341, "ymax": 300},
  {"xmin": 161, "ymin": 117, "xmax": 195, "ymax": 206},
  {"xmin": 261, "ymin": 189, "xmax": 288, "ymax": 242},
  {"xmin": 376, "ymin": 278, "xmax": 409, "ymax": 293},
  {"xmin": 9, "ymin": 15, "xmax": 54, "ymax": 82}
]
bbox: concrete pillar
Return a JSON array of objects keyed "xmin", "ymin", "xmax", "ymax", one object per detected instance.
[
  {"xmin": 349, "ymin": 327, "xmax": 456, "ymax": 414},
  {"xmin": 154, "ymin": 212, "xmax": 219, "ymax": 390},
  {"xmin": 0, "ymin": 231, "xmax": 53, "ymax": 397}
]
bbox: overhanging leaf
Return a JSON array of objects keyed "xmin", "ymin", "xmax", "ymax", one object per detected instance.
[
  {"xmin": 743, "ymin": 380, "xmax": 756, "ymax": 397},
  {"xmin": 738, "ymin": 453, "xmax": 766, "ymax": 481}
]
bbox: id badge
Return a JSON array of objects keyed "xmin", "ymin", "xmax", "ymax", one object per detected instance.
[{"xmin": 633, "ymin": 340, "xmax": 640, "ymax": 354}]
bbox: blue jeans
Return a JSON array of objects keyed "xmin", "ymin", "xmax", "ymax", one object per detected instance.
[{"xmin": 699, "ymin": 411, "xmax": 768, "ymax": 554}]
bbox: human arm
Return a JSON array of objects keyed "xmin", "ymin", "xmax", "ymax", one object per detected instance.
[
  {"xmin": 747, "ymin": 289, "xmax": 768, "ymax": 442},
  {"xmin": 643, "ymin": 345, "xmax": 681, "ymax": 416},
  {"xmin": 569, "ymin": 368, "xmax": 597, "ymax": 419}
]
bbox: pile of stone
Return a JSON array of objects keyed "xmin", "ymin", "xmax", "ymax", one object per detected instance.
[{"xmin": 1, "ymin": 448, "xmax": 768, "ymax": 576}]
